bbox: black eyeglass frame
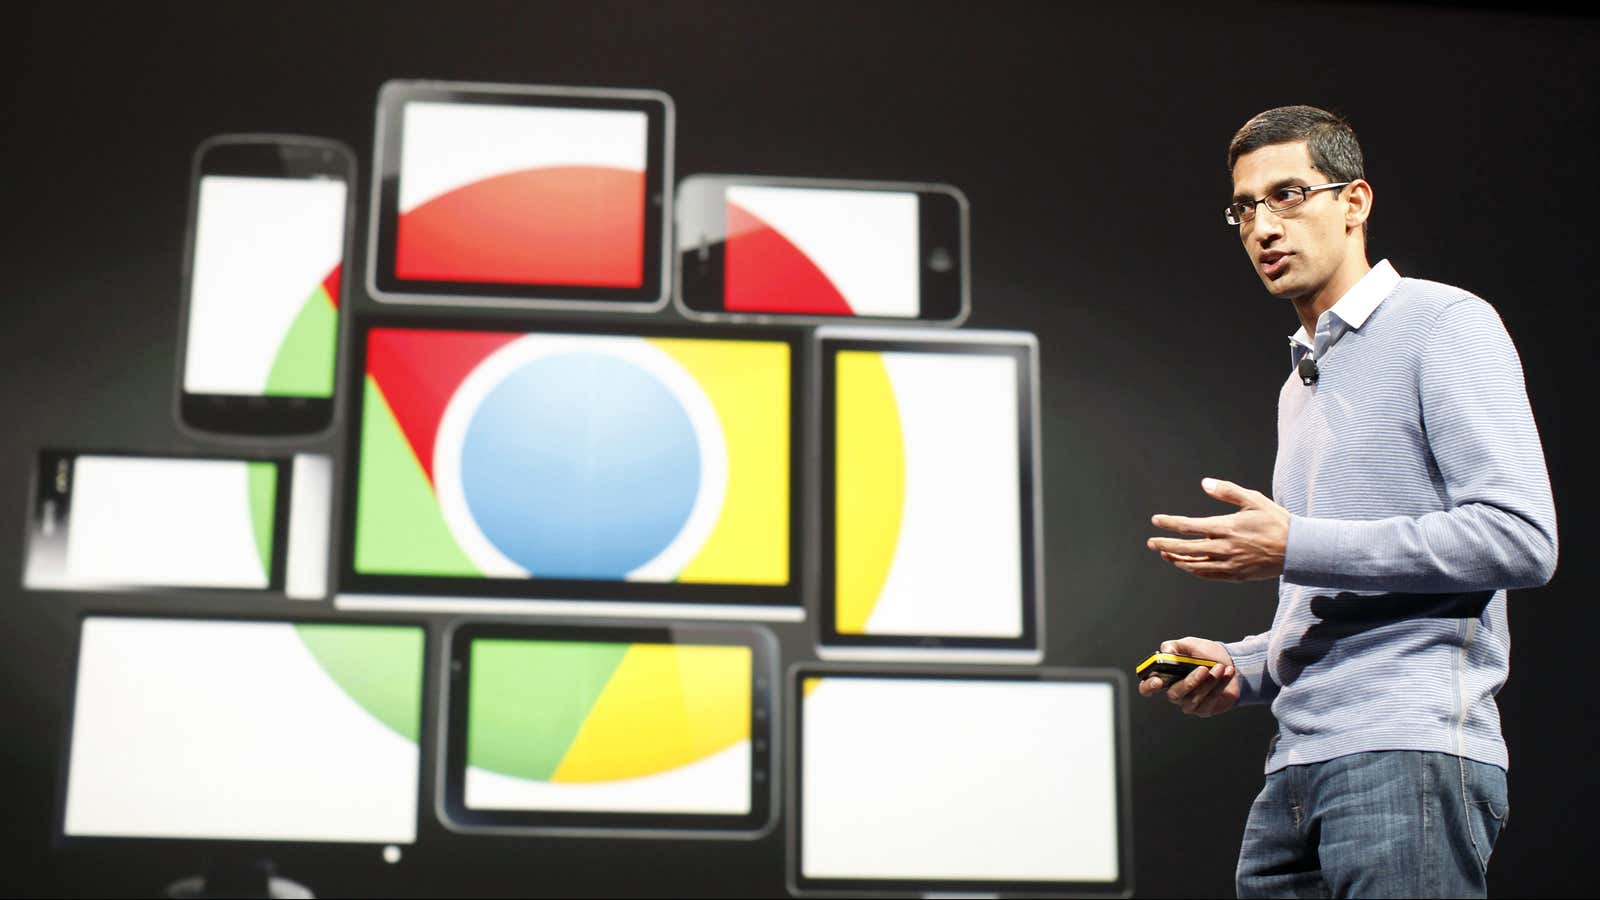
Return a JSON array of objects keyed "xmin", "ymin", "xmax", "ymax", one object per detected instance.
[{"xmin": 1225, "ymin": 182, "xmax": 1350, "ymax": 226}]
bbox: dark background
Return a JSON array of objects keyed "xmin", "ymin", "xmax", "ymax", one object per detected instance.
[{"xmin": 4, "ymin": 1, "xmax": 1595, "ymax": 896}]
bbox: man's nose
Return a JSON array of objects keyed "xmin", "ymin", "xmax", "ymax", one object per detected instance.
[{"xmin": 1252, "ymin": 204, "xmax": 1285, "ymax": 241}]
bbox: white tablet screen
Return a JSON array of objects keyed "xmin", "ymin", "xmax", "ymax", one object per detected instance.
[
  {"xmin": 834, "ymin": 350, "xmax": 1023, "ymax": 638},
  {"xmin": 800, "ymin": 676, "xmax": 1120, "ymax": 884},
  {"xmin": 396, "ymin": 102, "xmax": 649, "ymax": 288},
  {"xmin": 64, "ymin": 617, "xmax": 423, "ymax": 844}
]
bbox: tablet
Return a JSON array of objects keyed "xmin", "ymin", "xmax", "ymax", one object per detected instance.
[
  {"xmin": 790, "ymin": 665, "xmax": 1132, "ymax": 897},
  {"xmin": 439, "ymin": 620, "xmax": 777, "ymax": 838},
  {"xmin": 22, "ymin": 451, "xmax": 331, "ymax": 597},
  {"xmin": 336, "ymin": 318, "xmax": 803, "ymax": 620},
  {"xmin": 367, "ymin": 80, "xmax": 672, "ymax": 311},
  {"xmin": 58, "ymin": 614, "xmax": 426, "ymax": 846},
  {"xmin": 815, "ymin": 327, "xmax": 1043, "ymax": 661}
]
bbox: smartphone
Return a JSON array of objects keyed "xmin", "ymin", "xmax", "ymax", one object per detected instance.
[
  {"xmin": 176, "ymin": 134, "xmax": 356, "ymax": 437},
  {"xmin": 22, "ymin": 450, "xmax": 332, "ymax": 597},
  {"xmin": 675, "ymin": 175, "xmax": 968, "ymax": 325},
  {"xmin": 1136, "ymin": 652, "xmax": 1220, "ymax": 684}
]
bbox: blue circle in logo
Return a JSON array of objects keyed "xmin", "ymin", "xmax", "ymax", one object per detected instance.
[{"xmin": 458, "ymin": 350, "xmax": 701, "ymax": 579}]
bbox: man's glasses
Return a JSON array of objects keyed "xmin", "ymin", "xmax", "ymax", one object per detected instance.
[{"xmin": 1225, "ymin": 182, "xmax": 1349, "ymax": 226}]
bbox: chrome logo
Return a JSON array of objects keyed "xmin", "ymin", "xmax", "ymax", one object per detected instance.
[
  {"xmin": 354, "ymin": 326, "xmax": 790, "ymax": 587},
  {"xmin": 433, "ymin": 335, "xmax": 729, "ymax": 581}
]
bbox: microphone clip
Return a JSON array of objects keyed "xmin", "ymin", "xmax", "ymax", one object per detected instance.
[{"xmin": 1298, "ymin": 356, "xmax": 1319, "ymax": 386}]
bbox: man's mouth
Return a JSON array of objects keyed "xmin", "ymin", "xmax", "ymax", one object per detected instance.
[{"xmin": 1259, "ymin": 250, "xmax": 1291, "ymax": 280}]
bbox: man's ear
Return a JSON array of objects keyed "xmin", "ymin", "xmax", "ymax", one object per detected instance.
[{"xmin": 1345, "ymin": 179, "xmax": 1373, "ymax": 233}]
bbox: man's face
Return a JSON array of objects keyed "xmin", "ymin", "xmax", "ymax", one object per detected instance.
[{"xmin": 1230, "ymin": 141, "xmax": 1352, "ymax": 301}]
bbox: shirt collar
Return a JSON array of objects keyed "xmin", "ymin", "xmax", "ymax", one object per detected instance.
[{"xmin": 1288, "ymin": 259, "xmax": 1401, "ymax": 358}]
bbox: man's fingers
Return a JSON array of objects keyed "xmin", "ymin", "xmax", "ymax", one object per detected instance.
[
  {"xmin": 1182, "ymin": 677, "xmax": 1220, "ymax": 713},
  {"xmin": 1203, "ymin": 477, "xmax": 1271, "ymax": 510},
  {"xmin": 1148, "ymin": 537, "xmax": 1229, "ymax": 558},
  {"xmin": 1169, "ymin": 557, "xmax": 1242, "ymax": 581},
  {"xmin": 1138, "ymin": 676, "xmax": 1167, "ymax": 697},
  {"xmin": 1165, "ymin": 664, "xmax": 1213, "ymax": 703},
  {"xmin": 1164, "ymin": 638, "xmax": 1206, "ymax": 657},
  {"xmin": 1191, "ymin": 665, "xmax": 1237, "ymax": 717},
  {"xmin": 1150, "ymin": 514, "xmax": 1228, "ymax": 537}
]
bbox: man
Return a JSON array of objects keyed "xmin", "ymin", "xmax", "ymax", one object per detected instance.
[{"xmin": 1142, "ymin": 105, "xmax": 1557, "ymax": 898}]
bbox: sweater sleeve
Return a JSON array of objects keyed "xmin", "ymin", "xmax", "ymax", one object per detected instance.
[
  {"xmin": 1222, "ymin": 631, "xmax": 1278, "ymax": 707},
  {"xmin": 1283, "ymin": 297, "xmax": 1558, "ymax": 592}
]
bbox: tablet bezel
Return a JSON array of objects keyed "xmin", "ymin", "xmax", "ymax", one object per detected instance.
[
  {"xmin": 336, "ymin": 315, "xmax": 806, "ymax": 614},
  {"xmin": 438, "ymin": 618, "xmax": 779, "ymax": 839},
  {"xmin": 367, "ymin": 80, "xmax": 673, "ymax": 311},
  {"xmin": 786, "ymin": 664, "xmax": 1134, "ymax": 898},
  {"xmin": 813, "ymin": 328, "xmax": 1043, "ymax": 661}
]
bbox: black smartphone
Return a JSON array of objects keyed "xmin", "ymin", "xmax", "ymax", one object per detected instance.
[
  {"xmin": 175, "ymin": 134, "xmax": 356, "ymax": 438},
  {"xmin": 1136, "ymin": 652, "xmax": 1220, "ymax": 684},
  {"xmin": 675, "ymin": 175, "xmax": 968, "ymax": 325}
]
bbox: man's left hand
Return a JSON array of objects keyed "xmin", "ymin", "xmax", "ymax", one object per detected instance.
[{"xmin": 1147, "ymin": 477, "xmax": 1289, "ymax": 582}]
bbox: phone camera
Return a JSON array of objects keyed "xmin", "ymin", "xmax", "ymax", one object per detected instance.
[{"xmin": 927, "ymin": 247, "xmax": 954, "ymax": 273}]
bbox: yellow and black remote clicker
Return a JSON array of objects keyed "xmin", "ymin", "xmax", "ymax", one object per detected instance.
[{"xmin": 1136, "ymin": 652, "xmax": 1219, "ymax": 684}]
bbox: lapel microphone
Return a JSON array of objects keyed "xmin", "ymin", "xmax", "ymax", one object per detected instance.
[{"xmin": 1298, "ymin": 356, "xmax": 1319, "ymax": 386}]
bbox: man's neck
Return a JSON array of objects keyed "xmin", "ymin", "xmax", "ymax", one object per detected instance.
[{"xmin": 1293, "ymin": 248, "xmax": 1372, "ymax": 342}]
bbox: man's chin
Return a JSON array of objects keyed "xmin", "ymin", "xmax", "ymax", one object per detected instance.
[
  {"xmin": 1259, "ymin": 274, "xmax": 1292, "ymax": 296},
  {"xmin": 1260, "ymin": 273, "xmax": 1307, "ymax": 301}
]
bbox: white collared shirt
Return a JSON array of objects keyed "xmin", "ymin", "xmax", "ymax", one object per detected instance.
[{"xmin": 1288, "ymin": 258, "xmax": 1401, "ymax": 369}]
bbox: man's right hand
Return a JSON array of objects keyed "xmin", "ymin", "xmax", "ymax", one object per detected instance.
[{"xmin": 1138, "ymin": 637, "xmax": 1241, "ymax": 718}]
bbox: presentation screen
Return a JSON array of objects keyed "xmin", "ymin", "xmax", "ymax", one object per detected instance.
[
  {"xmin": 368, "ymin": 81, "xmax": 672, "ymax": 310},
  {"xmin": 338, "ymin": 319, "xmax": 801, "ymax": 616},
  {"xmin": 441, "ymin": 621, "xmax": 776, "ymax": 837},
  {"xmin": 60, "ymin": 615, "xmax": 425, "ymax": 845},
  {"xmin": 792, "ymin": 666, "xmax": 1130, "ymax": 896},
  {"xmin": 818, "ymin": 328, "xmax": 1041, "ymax": 659}
]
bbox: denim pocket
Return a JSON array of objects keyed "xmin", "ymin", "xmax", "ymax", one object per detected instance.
[
  {"xmin": 1466, "ymin": 799, "xmax": 1507, "ymax": 869},
  {"xmin": 1463, "ymin": 761, "xmax": 1509, "ymax": 870}
]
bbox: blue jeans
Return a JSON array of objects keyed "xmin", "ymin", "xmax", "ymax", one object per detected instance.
[{"xmin": 1236, "ymin": 750, "xmax": 1509, "ymax": 899}]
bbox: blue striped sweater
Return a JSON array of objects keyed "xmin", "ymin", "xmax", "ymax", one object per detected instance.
[{"xmin": 1224, "ymin": 263, "xmax": 1558, "ymax": 774}]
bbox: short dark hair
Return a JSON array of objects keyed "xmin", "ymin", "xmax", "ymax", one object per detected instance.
[{"xmin": 1228, "ymin": 105, "xmax": 1364, "ymax": 184}]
